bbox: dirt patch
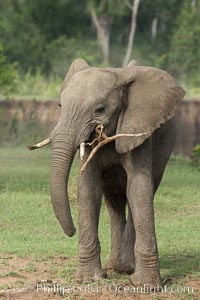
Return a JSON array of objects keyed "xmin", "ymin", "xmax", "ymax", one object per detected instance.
[
  {"xmin": 0, "ymin": 256, "xmax": 74, "ymax": 289},
  {"xmin": 0, "ymin": 256, "xmax": 199, "ymax": 300}
]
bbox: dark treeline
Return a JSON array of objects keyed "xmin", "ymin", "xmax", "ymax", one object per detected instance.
[{"xmin": 0, "ymin": 0, "xmax": 200, "ymax": 95}]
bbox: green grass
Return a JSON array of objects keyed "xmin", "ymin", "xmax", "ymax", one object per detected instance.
[
  {"xmin": 155, "ymin": 157, "xmax": 200, "ymax": 279},
  {"xmin": 0, "ymin": 147, "xmax": 199, "ymax": 295},
  {"xmin": 0, "ymin": 147, "xmax": 78, "ymax": 259}
]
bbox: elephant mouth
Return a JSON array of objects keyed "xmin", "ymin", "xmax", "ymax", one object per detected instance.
[
  {"xmin": 79, "ymin": 124, "xmax": 147, "ymax": 175},
  {"xmin": 78, "ymin": 124, "xmax": 105, "ymax": 161}
]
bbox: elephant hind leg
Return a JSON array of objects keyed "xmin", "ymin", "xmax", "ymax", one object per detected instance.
[
  {"xmin": 104, "ymin": 196, "xmax": 135, "ymax": 274},
  {"xmin": 114, "ymin": 206, "xmax": 135, "ymax": 275},
  {"xmin": 102, "ymin": 165, "xmax": 134, "ymax": 274},
  {"xmin": 153, "ymin": 118, "xmax": 176, "ymax": 193},
  {"xmin": 104, "ymin": 193, "xmax": 126, "ymax": 270}
]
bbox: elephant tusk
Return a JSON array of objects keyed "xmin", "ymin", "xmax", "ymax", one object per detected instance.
[
  {"xmin": 80, "ymin": 142, "xmax": 85, "ymax": 161},
  {"xmin": 27, "ymin": 138, "xmax": 51, "ymax": 150}
]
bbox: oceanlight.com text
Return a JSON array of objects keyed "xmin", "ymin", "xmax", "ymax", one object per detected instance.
[{"xmin": 36, "ymin": 283, "xmax": 194, "ymax": 295}]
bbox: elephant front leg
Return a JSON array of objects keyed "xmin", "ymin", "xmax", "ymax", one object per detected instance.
[
  {"xmin": 124, "ymin": 142, "xmax": 162, "ymax": 289},
  {"xmin": 76, "ymin": 160, "xmax": 106, "ymax": 282}
]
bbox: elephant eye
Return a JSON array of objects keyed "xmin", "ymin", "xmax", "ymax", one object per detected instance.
[{"xmin": 95, "ymin": 104, "xmax": 105, "ymax": 116}]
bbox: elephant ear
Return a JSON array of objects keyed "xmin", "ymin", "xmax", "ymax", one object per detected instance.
[
  {"xmin": 114, "ymin": 66, "xmax": 185, "ymax": 154},
  {"xmin": 61, "ymin": 58, "xmax": 89, "ymax": 94}
]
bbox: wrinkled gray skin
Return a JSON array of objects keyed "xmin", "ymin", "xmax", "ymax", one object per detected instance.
[{"xmin": 50, "ymin": 58, "xmax": 185, "ymax": 287}]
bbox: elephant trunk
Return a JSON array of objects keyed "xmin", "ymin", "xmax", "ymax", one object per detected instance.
[{"xmin": 50, "ymin": 134, "xmax": 76, "ymax": 237}]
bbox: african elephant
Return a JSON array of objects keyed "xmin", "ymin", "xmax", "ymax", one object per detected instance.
[{"xmin": 29, "ymin": 58, "xmax": 185, "ymax": 288}]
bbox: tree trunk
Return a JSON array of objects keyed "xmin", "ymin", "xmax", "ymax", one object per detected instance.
[
  {"xmin": 123, "ymin": 0, "xmax": 140, "ymax": 67},
  {"xmin": 90, "ymin": 8, "xmax": 111, "ymax": 65},
  {"xmin": 151, "ymin": 17, "xmax": 158, "ymax": 42},
  {"xmin": 191, "ymin": 0, "xmax": 196, "ymax": 7}
]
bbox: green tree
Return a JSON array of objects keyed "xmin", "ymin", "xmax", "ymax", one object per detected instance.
[
  {"xmin": 0, "ymin": 44, "xmax": 16, "ymax": 94},
  {"xmin": 87, "ymin": 0, "xmax": 129, "ymax": 64},
  {"xmin": 28, "ymin": 0, "xmax": 89, "ymax": 42},
  {"xmin": 137, "ymin": 0, "xmax": 183, "ymax": 48},
  {"xmin": 168, "ymin": 0, "xmax": 200, "ymax": 84},
  {"xmin": 0, "ymin": 0, "xmax": 45, "ymax": 73},
  {"xmin": 1, "ymin": 0, "xmax": 199, "ymax": 89}
]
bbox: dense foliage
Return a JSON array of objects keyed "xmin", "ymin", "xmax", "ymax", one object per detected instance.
[
  {"xmin": 0, "ymin": 44, "xmax": 16, "ymax": 93},
  {"xmin": 0, "ymin": 0, "xmax": 199, "ymax": 97},
  {"xmin": 192, "ymin": 144, "xmax": 200, "ymax": 168},
  {"xmin": 168, "ymin": 0, "xmax": 200, "ymax": 85}
]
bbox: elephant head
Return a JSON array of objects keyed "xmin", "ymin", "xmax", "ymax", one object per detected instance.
[{"xmin": 29, "ymin": 58, "xmax": 185, "ymax": 237}]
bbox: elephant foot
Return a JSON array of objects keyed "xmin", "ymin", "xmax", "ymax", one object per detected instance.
[
  {"xmin": 130, "ymin": 272, "xmax": 162, "ymax": 292},
  {"xmin": 104, "ymin": 257, "xmax": 117, "ymax": 270},
  {"xmin": 75, "ymin": 267, "xmax": 107, "ymax": 283},
  {"xmin": 114, "ymin": 260, "xmax": 134, "ymax": 275},
  {"xmin": 104, "ymin": 256, "xmax": 134, "ymax": 274},
  {"xmin": 113, "ymin": 252, "xmax": 135, "ymax": 274}
]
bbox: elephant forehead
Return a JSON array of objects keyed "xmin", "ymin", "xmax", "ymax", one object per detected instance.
[{"xmin": 67, "ymin": 68, "xmax": 117, "ymax": 99}]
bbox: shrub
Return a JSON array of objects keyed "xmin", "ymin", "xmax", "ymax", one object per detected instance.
[
  {"xmin": 45, "ymin": 36, "xmax": 103, "ymax": 77},
  {"xmin": 0, "ymin": 44, "xmax": 17, "ymax": 95},
  {"xmin": 12, "ymin": 70, "xmax": 61, "ymax": 100},
  {"xmin": 191, "ymin": 144, "xmax": 200, "ymax": 168}
]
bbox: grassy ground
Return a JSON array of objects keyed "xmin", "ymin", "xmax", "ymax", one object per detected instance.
[{"xmin": 0, "ymin": 147, "xmax": 199, "ymax": 299}]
